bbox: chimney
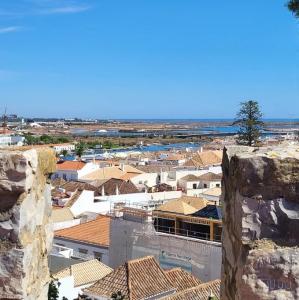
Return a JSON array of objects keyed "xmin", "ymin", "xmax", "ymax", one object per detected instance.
[{"xmin": 101, "ymin": 185, "xmax": 105, "ymax": 196}]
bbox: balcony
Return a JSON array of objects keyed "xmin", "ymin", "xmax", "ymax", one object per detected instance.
[{"xmin": 51, "ymin": 244, "xmax": 94, "ymax": 261}]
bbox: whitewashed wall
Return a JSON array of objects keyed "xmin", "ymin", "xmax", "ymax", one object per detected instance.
[
  {"xmin": 53, "ymin": 238, "xmax": 110, "ymax": 266},
  {"xmin": 131, "ymin": 173, "xmax": 158, "ymax": 188},
  {"xmin": 53, "ymin": 218, "xmax": 81, "ymax": 231}
]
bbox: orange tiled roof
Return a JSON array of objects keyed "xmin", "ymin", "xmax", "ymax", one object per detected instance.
[
  {"xmin": 164, "ymin": 268, "xmax": 202, "ymax": 292},
  {"xmin": 84, "ymin": 256, "xmax": 175, "ymax": 300},
  {"xmin": 98, "ymin": 178, "xmax": 139, "ymax": 195},
  {"xmin": 184, "ymin": 150, "xmax": 222, "ymax": 168},
  {"xmin": 197, "ymin": 172, "xmax": 222, "ymax": 181},
  {"xmin": 161, "ymin": 279, "xmax": 221, "ymax": 300},
  {"xmin": 54, "ymin": 259, "xmax": 112, "ymax": 287},
  {"xmin": 155, "ymin": 196, "xmax": 209, "ymax": 215},
  {"xmin": 56, "ymin": 160, "xmax": 86, "ymax": 171},
  {"xmin": 54, "ymin": 215, "xmax": 110, "ymax": 247}
]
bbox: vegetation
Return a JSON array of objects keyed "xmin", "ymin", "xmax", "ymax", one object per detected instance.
[
  {"xmin": 287, "ymin": 0, "xmax": 299, "ymax": 18},
  {"xmin": 24, "ymin": 134, "xmax": 70, "ymax": 145},
  {"xmin": 234, "ymin": 100, "xmax": 264, "ymax": 146},
  {"xmin": 60, "ymin": 149, "xmax": 68, "ymax": 157},
  {"xmin": 75, "ymin": 141, "xmax": 86, "ymax": 158},
  {"xmin": 111, "ymin": 291, "xmax": 125, "ymax": 300},
  {"xmin": 48, "ymin": 281, "xmax": 59, "ymax": 300}
]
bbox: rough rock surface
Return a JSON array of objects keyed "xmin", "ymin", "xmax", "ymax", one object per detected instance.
[
  {"xmin": 221, "ymin": 145, "xmax": 299, "ymax": 300},
  {"xmin": 0, "ymin": 148, "xmax": 56, "ymax": 299}
]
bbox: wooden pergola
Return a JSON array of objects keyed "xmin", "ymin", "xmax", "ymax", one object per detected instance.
[{"xmin": 153, "ymin": 211, "xmax": 222, "ymax": 242}]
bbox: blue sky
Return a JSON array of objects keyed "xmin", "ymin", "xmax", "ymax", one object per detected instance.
[{"xmin": 0, "ymin": 0, "xmax": 298, "ymax": 119}]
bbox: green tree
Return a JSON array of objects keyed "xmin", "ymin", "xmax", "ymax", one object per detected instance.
[
  {"xmin": 75, "ymin": 142, "xmax": 86, "ymax": 158},
  {"xmin": 48, "ymin": 281, "xmax": 59, "ymax": 300},
  {"xmin": 234, "ymin": 100, "xmax": 264, "ymax": 146},
  {"xmin": 61, "ymin": 149, "xmax": 68, "ymax": 157},
  {"xmin": 287, "ymin": 0, "xmax": 299, "ymax": 18},
  {"xmin": 111, "ymin": 291, "xmax": 125, "ymax": 300},
  {"xmin": 103, "ymin": 140, "xmax": 113, "ymax": 149},
  {"xmin": 40, "ymin": 134, "xmax": 54, "ymax": 144}
]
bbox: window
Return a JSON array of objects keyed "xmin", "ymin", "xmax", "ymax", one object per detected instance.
[
  {"xmin": 94, "ymin": 251, "xmax": 102, "ymax": 261},
  {"xmin": 63, "ymin": 174, "xmax": 67, "ymax": 180},
  {"xmin": 203, "ymin": 184, "xmax": 207, "ymax": 188},
  {"xmin": 216, "ymin": 184, "xmax": 220, "ymax": 187},
  {"xmin": 78, "ymin": 248, "xmax": 88, "ymax": 254},
  {"xmin": 193, "ymin": 183, "xmax": 197, "ymax": 189}
]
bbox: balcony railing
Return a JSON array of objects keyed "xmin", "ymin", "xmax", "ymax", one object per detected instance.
[
  {"xmin": 154, "ymin": 225, "xmax": 222, "ymax": 242},
  {"xmin": 72, "ymin": 250, "xmax": 94, "ymax": 261},
  {"xmin": 51, "ymin": 244, "xmax": 95, "ymax": 261}
]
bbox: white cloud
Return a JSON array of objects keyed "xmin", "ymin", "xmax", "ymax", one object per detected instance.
[
  {"xmin": 38, "ymin": 5, "xmax": 91, "ymax": 15},
  {"xmin": 0, "ymin": 26, "xmax": 23, "ymax": 34},
  {"xmin": 0, "ymin": 1, "xmax": 92, "ymax": 17}
]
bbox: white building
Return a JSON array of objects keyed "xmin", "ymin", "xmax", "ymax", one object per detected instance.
[
  {"xmin": 54, "ymin": 215, "xmax": 111, "ymax": 265},
  {"xmin": 130, "ymin": 172, "xmax": 159, "ymax": 189},
  {"xmin": 0, "ymin": 134, "xmax": 25, "ymax": 147},
  {"xmin": 160, "ymin": 166, "xmax": 222, "ymax": 188},
  {"xmin": 178, "ymin": 172, "xmax": 221, "ymax": 191},
  {"xmin": 53, "ymin": 259, "xmax": 112, "ymax": 300},
  {"xmin": 178, "ymin": 174, "xmax": 202, "ymax": 191},
  {"xmin": 52, "ymin": 161, "xmax": 99, "ymax": 181},
  {"xmin": 52, "ymin": 144, "xmax": 75, "ymax": 154}
]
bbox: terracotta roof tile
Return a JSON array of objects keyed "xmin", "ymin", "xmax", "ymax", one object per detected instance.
[
  {"xmin": 54, "ymin": 259, "xmax": 112, "ymax": 287},
  {"xmin": 197, "ymin": 172, "xmax": 222, "ymax": 181},
  {"xmin": 156, "ymin": 200, "xmax": 198, "ymax": 215},
  {"xmin": 201, "ymin": 187, "xmax": 222, "ymax": 197},
  {"xmin": 162, "ymin": 279, "xmax": 221, "ymax": 300},
  {"xmin": 86, "ymin": 264, "xmax": 129, "ymax": 299},
  {"xmin": 61, "ymin": 181, "xmax": 98, "ymax": 192},
  {"xmin": 135, "ymin": 165, "xmax": 174, "ymax": 173},
  {"xmin": 56, "ymin": 160, "xmax": 86, "ymax": 171},
  {"xmin": 51, "ymin": 177, "xmax": 67, "ymax": 187},
  {"xmin": 84, "ymin": 256, "xmax": 175, "ymax": 300},
  {"xmin": 120, "ymin": 173, "xmax": 140, "ymax": 181},
  {"xmin": 184, "ymin": 151, "xmax": 222, "ymax": 168},
  {"xmin": 156, "ymin": 197, "xmax": 209, "ymax": 215},
  {"xmin": 98, "ymin": 178, "xmax": 139, "ymax": 195},
  {"xmin": 180, "ymin": 174, "xmax": 200, "ymax": 182},
  {"xmin": 180, "ymin": 196, "xmax": 213, "ymax": 210},
  {"xmin": 81, "ymin": 165, "xmax": 143, "ymax": 181},
  {"xmin": 54, "ymin": 215, "xmax": 110, "ymax": 247},
  {"xmin": 128, "ymin": 256, "xmax": 175, "ymax": 300},
  {"xmin": 164, "ymin": 268, "xmax": 202, "ymax": 292}
]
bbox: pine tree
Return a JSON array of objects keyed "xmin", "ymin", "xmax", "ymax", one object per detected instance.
[
  {"xmin": 287, "ymin": 0, "xmax": 299, "ymax": 18},
  {"xmin": 234, "ymin": 100, "xmax": 264, "ymax": 146},
  {"xmin": 48, "ymin": 281, "xmax": 59, "ymax": 300}
]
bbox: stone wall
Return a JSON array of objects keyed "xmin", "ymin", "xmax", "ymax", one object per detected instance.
[
  {"xmin": 0, "ymin": 148, "xmax": 56, "ymax": 299},
  {"xmin": 221, "ymin": 145, "xmax": 299, "ymax": 300}
]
